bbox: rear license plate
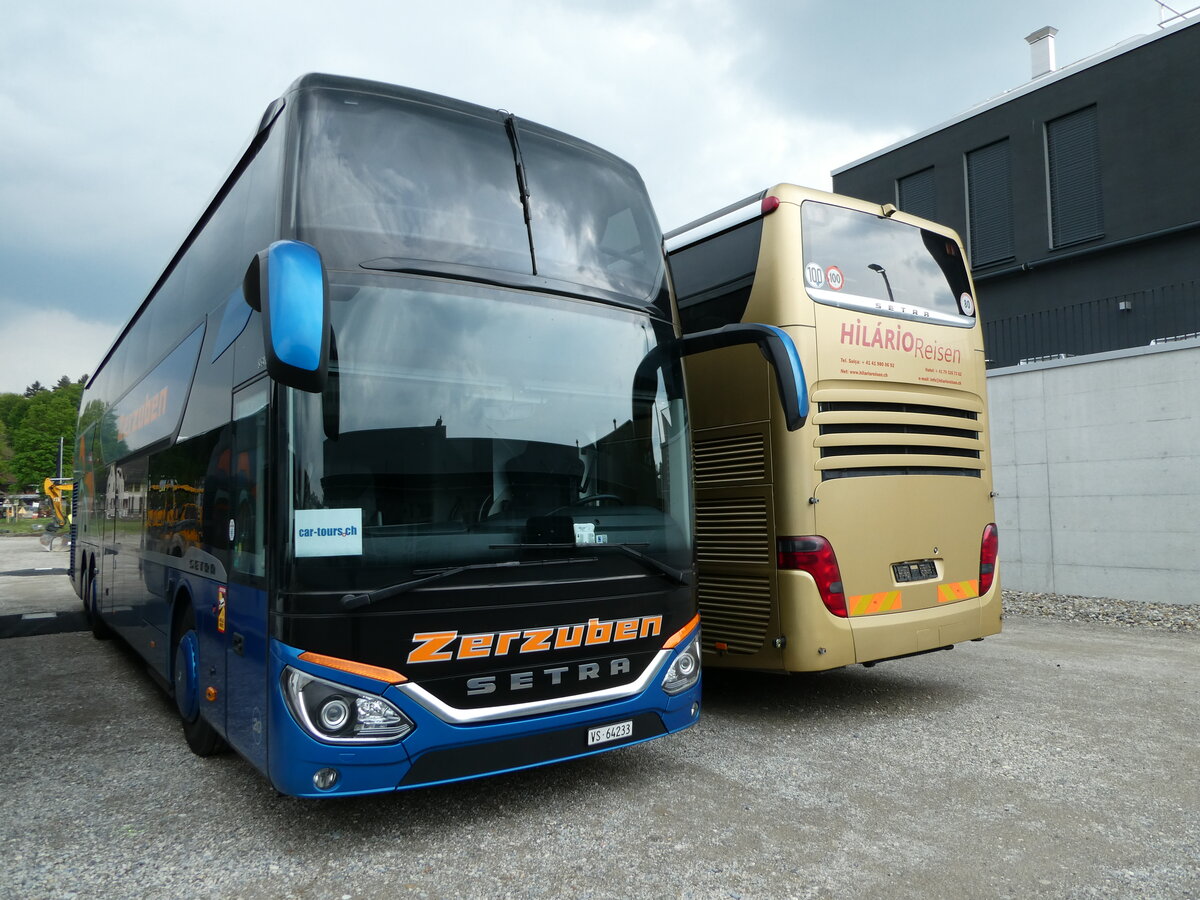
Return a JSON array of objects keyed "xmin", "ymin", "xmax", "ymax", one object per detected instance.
[
  {"xmin": 893, "ymin": 559, "xmax": 938, "ymax": 583},
  {"xmin": 587, "ymin": 720, "xmax": 633, "ymax": 746}
]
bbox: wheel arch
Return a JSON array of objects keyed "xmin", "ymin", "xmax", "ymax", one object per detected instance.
[{"xmin": 168, "ymin": 582, "xmax": 197, "ymax": 686}]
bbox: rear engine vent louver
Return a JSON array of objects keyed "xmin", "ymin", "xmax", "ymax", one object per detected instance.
[{"xmin": 814, "ymin": 397, "xmax": 983, "ymax": 480}]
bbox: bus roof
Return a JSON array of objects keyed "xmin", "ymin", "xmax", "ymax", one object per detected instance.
[{"xmin": 664, "ymin": 184, "xmax": 959, "ymax": 255}]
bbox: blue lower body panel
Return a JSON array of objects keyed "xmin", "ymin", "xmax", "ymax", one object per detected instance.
[{"xmin": 267, "ymin": 640, "xmax": 700, "ymax": 798}]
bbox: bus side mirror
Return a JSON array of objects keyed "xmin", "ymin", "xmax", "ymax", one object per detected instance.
[
  {"xmin": 243, "ymin": 240, "xmax": 331, "ymax": 393},
  {"xmin": 679, "ymin": 324, "xmax": 809, "ymax": 430}
]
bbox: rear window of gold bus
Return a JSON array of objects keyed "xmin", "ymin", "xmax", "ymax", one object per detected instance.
[{"xmin": 800, "ymin": 201, "xmax": 976, "ymax": 327}]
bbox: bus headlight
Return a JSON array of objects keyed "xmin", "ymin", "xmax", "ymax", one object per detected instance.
[
  {"xmin": 661, "ymin": 633, "xmax": 701, "ymax": 695},
  {"xmin": 318, "ymin": 697, "xmax": 351, "ymax": 731},
  {"xmin": 283, "ymin": 667, "xmax": 414, "ymax": 744}
]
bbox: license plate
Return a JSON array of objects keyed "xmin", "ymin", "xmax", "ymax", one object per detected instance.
[
  {"xmin": 893, "ymin": 559, "xmax": 938, "ymax": 583},
  {"xmin": 587, "ymin": 720, "xmax": 633, "ymax": 746}
]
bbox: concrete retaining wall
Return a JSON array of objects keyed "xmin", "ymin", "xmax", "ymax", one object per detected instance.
[{"xmin": 987, "ymin": 339, "xmax": 1200, "ymax": 604}]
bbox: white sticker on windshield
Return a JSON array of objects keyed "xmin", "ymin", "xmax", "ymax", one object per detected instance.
[
  {"xmin": 574, "ymin": 522, "xmax": 596, "ymax": 545},
  {"xmin": 804, "ymin": 262, "xmax": 825, "ymax": 288},
  {"xmin": 295, "ymin": 508, "xmax": 363, "ymax": 558}
]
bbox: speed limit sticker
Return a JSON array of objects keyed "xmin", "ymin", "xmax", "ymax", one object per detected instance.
[
  {"xmin": 804, "ymin": 262, "xmax": 825, "ymax": 287},
  {"xmin": 826, "ymin": 266, "xmax": 844, "ymax": 291}
]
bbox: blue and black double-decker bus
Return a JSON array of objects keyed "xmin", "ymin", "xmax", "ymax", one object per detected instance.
[{"xmin": 73, "ymin": 74, "xmax": 805, "ymax": 797}]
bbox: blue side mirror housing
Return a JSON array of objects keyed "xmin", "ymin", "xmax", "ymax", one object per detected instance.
[{"xmin": 243, "ymin": 240, "xmax": 331, "ymax": 393}]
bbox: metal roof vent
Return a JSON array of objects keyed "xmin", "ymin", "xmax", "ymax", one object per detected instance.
[{"xmin": 1025, "ymin": 26, "xmax": 1059, "ymax": 78}]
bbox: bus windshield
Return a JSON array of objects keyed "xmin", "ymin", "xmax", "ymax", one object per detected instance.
[
  {"xmin": 295, "ymin": 88, "xmax": 667, "ymax": 307},
  {"xmin": 800, "ymin": 200, "xmax": 976, "ymax": 327},
  {"xmin": 286, "ymin": 273, "xmax": 691, "ymax": 597}
]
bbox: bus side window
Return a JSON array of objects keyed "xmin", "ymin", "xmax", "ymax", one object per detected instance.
[
  {"xmin": 670, "ymin": 219, "xmax": 762, "ymax": 334},
  {"xmin": 231, "ymin": 380, "xmax": 269, "ymax": 578},
  {"xmin": 678, "ymin": 284, "xmax": 754, "ymax": 334}
]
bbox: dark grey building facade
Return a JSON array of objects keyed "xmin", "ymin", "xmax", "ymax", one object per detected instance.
[{"xmin": 832, "ymin": 20, "xmax": 1200, "ymax": 368}]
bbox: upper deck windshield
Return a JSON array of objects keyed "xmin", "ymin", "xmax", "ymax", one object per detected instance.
[
  {"xmin": 801, "ymin": 201, "xmax": 976, "ymax": 327},
  {"xmin": 286, "ymin": 273, "xmax": 691, "ymax": 599},
  {"xmin": 293, "ymin": 88, "xmax": 668, "ymax": 310}
]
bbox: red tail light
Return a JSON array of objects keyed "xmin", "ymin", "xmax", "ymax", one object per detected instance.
[
  {"xmin": 761, "ymin": 195, "xmax": 781, "ymax": 215},
  {"xmin": 979, "ymin": 524, "xmax": 999, "ymax": 595},
  {"xmin": 778, "ymin": 536, "xmax": 846, "ymax": 617}
]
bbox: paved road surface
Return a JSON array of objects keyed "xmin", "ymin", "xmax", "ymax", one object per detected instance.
[
  {"xmin": 1, "ymin": 604, "xmax": 1196, "ymax": 899},
  {"xmin": 0, "ymin": 535, "xmax": 81, "ymax": 637}
]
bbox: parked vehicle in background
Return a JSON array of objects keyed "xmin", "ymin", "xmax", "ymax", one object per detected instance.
[
  {"xmin": 40, "ymin": 477, "xmax": 72, "ymax": 551},
  {"xmin": 666, "ymin": 185, "xmax": 1000, "ymax": 673}
]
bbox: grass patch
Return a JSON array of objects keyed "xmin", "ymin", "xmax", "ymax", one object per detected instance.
[{"xmin": 0, "ymin": 519, "xmax": 56, "ymax": 536}]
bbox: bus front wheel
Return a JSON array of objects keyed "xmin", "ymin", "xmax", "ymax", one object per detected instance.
[{"xmin": 172, "ymin": 604, "xmax": 227, "ymax": 757}]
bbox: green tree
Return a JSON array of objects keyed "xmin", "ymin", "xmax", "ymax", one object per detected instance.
[
  {"xmin": 0, "ymin": 393, "xmax": 27, "ymax": 492},
  {"xmin": 0, "ymin": 392, "xmax": 27, "ymax": 436},
  {"xmin": 10, "ymin": 379, "xmax": 83, "ymax": 491},
  {"xmin": 0, "ymin": 419, "xmax": 15, "ymax": 491},
  {"xmin": 24, "ymin": 381, "xmax": 46, "ymax": 398}
]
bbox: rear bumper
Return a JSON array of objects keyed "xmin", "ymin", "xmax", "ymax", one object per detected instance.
[
  {"xmin": 846, "ymin": 580, "xmax": 1001, "ymax": 666},
  {"xmin": 703, "ymin": 567, "xmax": 1001, "ymax": 673},
  {"xmin": 782, "ymin": 568, "xmax": 1002, "ymax": 671}
]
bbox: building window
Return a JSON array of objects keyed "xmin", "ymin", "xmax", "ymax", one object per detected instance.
[
  {"xmin": 965, "ymin": 140, "xmax": 1015, "ymax": 267},
  {"xmin": 896, "ymin": 168, "xmax": 936, "ymax": 220},
  {"xmin": 1046, "ymin": 105, "xmax": 1103, "ymax": 248}
]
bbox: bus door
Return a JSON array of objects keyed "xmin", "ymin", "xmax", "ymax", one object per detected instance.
[
  {"xmin": 96, "ymin": 464, "xmax": 118, "ymax": 621},
  {"xmin": 81, "ymin": 460, "xmax": 109, "ymax": 614},
  {"xmin": 222, "ymin": 378, "xmax": 270, "ymax": 761},
  {"xmin": 104, "ymin": 462, "xmax": 140, "ymax": 632},
  {"xmin": 115, "ymin": 456, "xmax": 161, "ymax": 648}
]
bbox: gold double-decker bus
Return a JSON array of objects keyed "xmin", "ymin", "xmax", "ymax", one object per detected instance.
[{"xmin": 666, "ymin": 185, "xmax": 1000, "ymax": 673}]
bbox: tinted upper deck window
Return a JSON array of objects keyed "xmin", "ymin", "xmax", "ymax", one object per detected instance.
[
  {"xmin": 295, "ymin": 89, "xmax": 531, "ymax": 273},
  {"xmin": 294, "ymin": 89, "xmax": 667, "ymax": 310},
  {"xmin": 521, "ymin": 127, "xmax": 665, "ymax": 303},
  {"xmin": 670, "ymin": 219, "xmax": 762, "ymax": 334}
]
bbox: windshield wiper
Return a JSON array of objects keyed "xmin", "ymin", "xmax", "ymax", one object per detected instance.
[
  {"xmin": 504, "ymin": 114, "xmax": 538, "ymax": 275},
  {"xmin": 492, "ymin": 542, "xmax": 692, "ymax": 586},
  {"xmin": 359, "ymin": 257, "xmax": 519, "ymax": 285},
  {"xmin": 358, "ymin": 257, "xmax": 651, "ymax": 312},
  {"xmin": 340, "ymin": 557, "xmax": 593, "ymax": 610},
  {"xmin": 607, "ymin": 542, "xmax": 692, "ymax": 586}
]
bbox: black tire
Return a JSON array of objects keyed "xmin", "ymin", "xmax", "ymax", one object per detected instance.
[
  {"xmin": 172, "ymin": 603, "xmax": 227, "ymax": 757},
  {"xmin": 84, "ymin": 563, "xmax": 112, "ymax": 641}
]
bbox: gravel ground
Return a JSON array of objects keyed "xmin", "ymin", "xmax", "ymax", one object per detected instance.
[
  {"xmin": 1002, "ymin": 589, "xmax": 1199, "ymax": 632},
  {"xmin": 2, "ymin": 546, "xmax": 1197, "ymax": 898},
  {"xmin": 4, "ymin": 618, "xmax": 1197, "ymax": 900}
]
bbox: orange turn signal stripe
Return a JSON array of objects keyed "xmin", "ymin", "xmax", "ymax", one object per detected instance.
[
  {"xmin": 849, "ymin": 591, "xmax": 903, "ymax": 616},
  {"xmin": 937, "ymin": 579, "xmax": 979, "ymax": 603},
  {"xmin": 662, "ymin": 613, "xmax": 701, "ymax": 649},
  {"xmin": 298, "ymin": 651, "xmax": 408, "ymax": 685}
]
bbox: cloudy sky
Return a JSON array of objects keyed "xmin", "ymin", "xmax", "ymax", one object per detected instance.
[{"xmin": 0, "ymin": 0, "xmax": 1169, "ymax": 394}]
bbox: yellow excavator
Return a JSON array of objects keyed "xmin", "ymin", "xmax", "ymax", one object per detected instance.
[{"xmin": 41, "ymin": 477, "xmax": 73, "ymax": 551}]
